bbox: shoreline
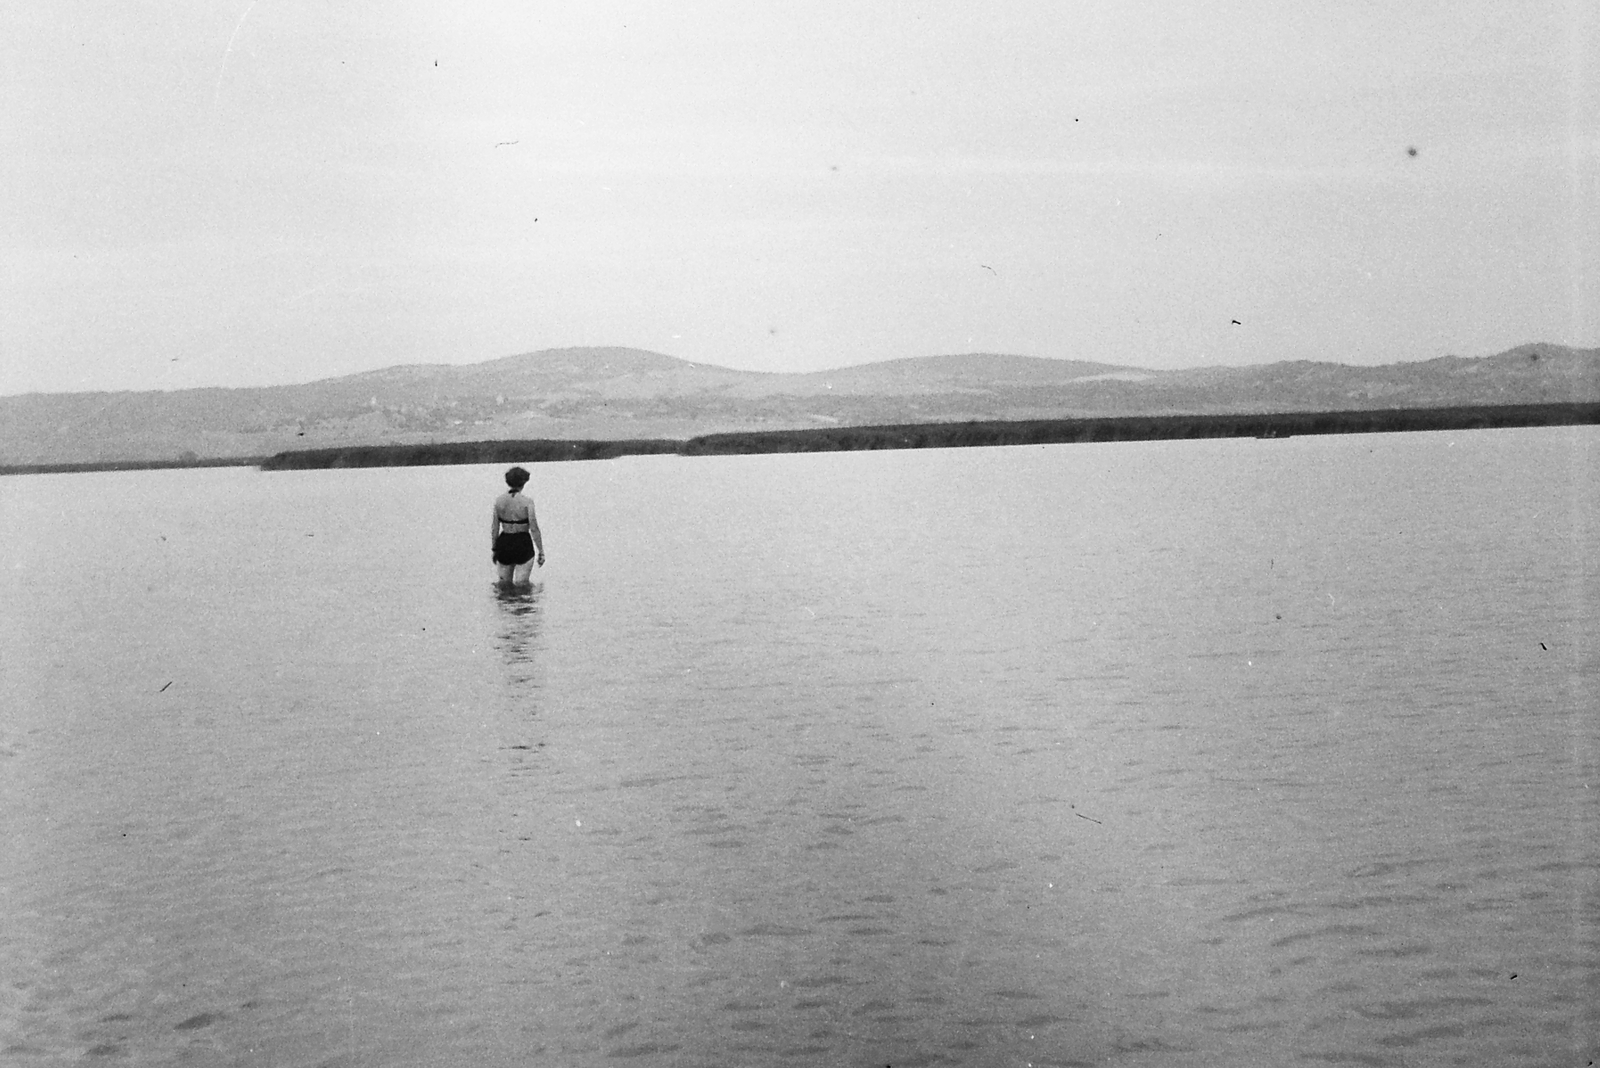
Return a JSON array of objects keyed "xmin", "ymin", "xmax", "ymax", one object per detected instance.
[
  {"xmin": 0, "ymin": 456, "xmax": 268, "ymax": 478},
  {"xmin": 4, "ymin": 402, "xmax": 1596, "ymax": 476},
  {"xmin": 256, "ymin": 401, "xmax": 1600, "ymax": 471}
]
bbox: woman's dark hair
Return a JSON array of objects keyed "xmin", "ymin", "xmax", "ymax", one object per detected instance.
[{"xmin": 505, "ymin": 466, "xmax": 530, "ymax": 488}]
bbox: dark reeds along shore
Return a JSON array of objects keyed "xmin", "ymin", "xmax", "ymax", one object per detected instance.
[
  {"xmin": 255, "ymin": 402, "xmax": 1600, "ymax": 471},
  {"xmin": 259, "ymin": 438, "xmax": 680, "ymax": 471},
  {"xmin": 4, "ymin": 402, "xmax": 1594, "ymax": 476},
  {"xmin": 679, "ymin": 402, "xmax": 1600, "ymax": 455}
]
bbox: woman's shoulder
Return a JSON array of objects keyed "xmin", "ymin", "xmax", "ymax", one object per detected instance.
[{"xmin": 495, "ymin": 493, "xmax": 530, "ymax": 514}]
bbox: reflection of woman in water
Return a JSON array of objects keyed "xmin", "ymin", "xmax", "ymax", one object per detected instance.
[{"xmin": 491, "ymin": 466, "xmax": 544, "ymax": 586}]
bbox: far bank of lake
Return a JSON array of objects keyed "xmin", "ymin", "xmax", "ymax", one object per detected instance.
[
  {"xmin": 257, "ymin": 401, "xmax": 1600, "ymax": 471},
  {"xmin": 4, "ymin": 401, "xmax": 1596, "ymax": 476}
]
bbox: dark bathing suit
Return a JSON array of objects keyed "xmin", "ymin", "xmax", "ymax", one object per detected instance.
[{"xmin": 493, "ymin": 509, "xmax": 536, "ymax": 566}]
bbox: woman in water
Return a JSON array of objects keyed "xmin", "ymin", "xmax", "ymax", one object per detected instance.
[{"xmin": 491, "ymin": 466, "xmax": 544, "ymax": 585}]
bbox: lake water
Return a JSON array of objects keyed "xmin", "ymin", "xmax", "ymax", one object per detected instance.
[{"xmin": 1, "ymin": 428, "xmax": 1596, "ymax": 1067}]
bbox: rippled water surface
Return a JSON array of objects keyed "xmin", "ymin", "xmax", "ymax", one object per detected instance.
[{"xmin": 2, "ymin": 428, "xmax": 1596, "ymax": 1067}]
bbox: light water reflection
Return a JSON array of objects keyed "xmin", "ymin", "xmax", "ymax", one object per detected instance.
[
  {"xmin": 493, "ymin": 582, "xmax": 546, "ymax": 686},
  {"xmin": 491, "ymin": 582, "xmax": 548, "ymax": 785}
]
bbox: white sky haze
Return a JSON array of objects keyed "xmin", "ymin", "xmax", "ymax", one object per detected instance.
[{"xmin": 3, "ymin": 0, "xmax": 1596, "ymax": 393}]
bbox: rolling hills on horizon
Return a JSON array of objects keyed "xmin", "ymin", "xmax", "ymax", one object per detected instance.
[{"xmin": 2, "ymin": 343, "xmax": 1597, "ymax": 466}]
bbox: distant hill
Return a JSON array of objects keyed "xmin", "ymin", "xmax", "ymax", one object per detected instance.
[{"xmin": 1, "ymin": 343, "xmax": 1595, "ymax": 466}]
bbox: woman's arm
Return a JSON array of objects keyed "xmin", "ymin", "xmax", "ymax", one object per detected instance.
[
  {"xmin": 528, "ymin": 502, "xmax": 545, "ymax": 565},
  {"xmin": 490, "ymin": 502, "xmax": 501, "ymax": 550}
]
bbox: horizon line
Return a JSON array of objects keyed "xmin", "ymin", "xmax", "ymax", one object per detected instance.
[{"xmin": 0, "ymin": 340, "xmax": 1587, "ymax": 400}]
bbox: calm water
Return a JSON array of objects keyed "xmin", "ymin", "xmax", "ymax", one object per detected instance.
[{"xmin": 1, "ymin": 428, "xmax": 1596, "ymax": 1067}]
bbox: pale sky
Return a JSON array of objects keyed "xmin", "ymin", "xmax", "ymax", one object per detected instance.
[{"xmin": 4, "ymin": 0, "xmax": 1596, "ymax": 395}]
